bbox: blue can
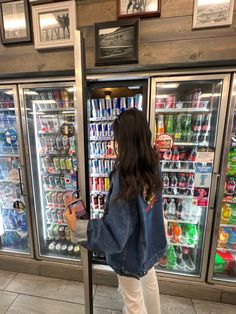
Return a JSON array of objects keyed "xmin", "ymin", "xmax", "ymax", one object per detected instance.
[
  {"xmin": 127, "ymin": 97, "xmax": 134, "ymax": 108},
  {"xmin": 135, "ymin": 94, "xmax": 143, "ymax": 110},
  {"xmin": 91, "ymin": 99, "xmax": 99, "ymax": 118},
  {"xmin": 105, "ymin": 98, "xmax": 112, "ymax": 117},
  {"xmin": 120, "ymin": 97, "xmax": 126, "ymax": 113},
  {"xmin": 99, "ymin": 99, "xmax": 106, "ymax": 117},
  {"xmin": 113, "ymin": 98, "xmax": 120, "ymax": 116}
]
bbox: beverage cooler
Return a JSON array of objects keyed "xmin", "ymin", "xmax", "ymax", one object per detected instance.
[
  {"xmin": 19, "ymin": 82, "xmax": 82, "ymax": 262},
  {"xmin": 86, "ymin": 77, "xmax": 149, "ymax": 262},
  {"xmin": 0, "ymin": 85, "xmax": 33, "ymax": 257},
  {"xmin": 208, "ymin": 73, "xmax": 236, "ymax": 285},
  {"xmin": 150, "ymin": 74, "xmax": 230, "ymax": 280}
]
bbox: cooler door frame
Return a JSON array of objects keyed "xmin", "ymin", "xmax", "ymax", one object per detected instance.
[
  {"xmin": 0, "ymin": 84, "xmax": 34, "ymax": 258},
  {"xmin": 19, "ymin": 80, "xmax": 84, "ymax": 265},
  {"xmin": 150, "ymin": 73, "xmax": 231, "ymax": 281},
  {"xmin": 207, "ymin": 73, "xmax": 236, "ymax": 286}
]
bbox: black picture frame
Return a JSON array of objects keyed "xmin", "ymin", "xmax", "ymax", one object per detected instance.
[
  {"xmin": 95, "ymin": 19, "xmax": 139, "ymax": 66},
  {"xmin": 0, "ymin": 0, "xmax": 31, "ymax": 44},
  {"xmin": 118, "ymin": 0, "xmax": 161, "ymax": 19}
]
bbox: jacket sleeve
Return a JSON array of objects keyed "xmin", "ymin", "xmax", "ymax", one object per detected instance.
[{"xmin": 75, "ymin": 172, "xmax": 136, "ymax": 254}]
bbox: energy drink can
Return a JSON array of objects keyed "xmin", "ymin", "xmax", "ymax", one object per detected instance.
[
  {"xmin": 105, "ymin": 177, "xmax": 110, "ymax": 191},
  {"xmin": 91, "ymin": 159, "xmax": 97, "ymax": 173},
  {"xmin": 66, "ymin": 157, "xmax": 73, "ymax": 170},
  {"xmin": 98, "ymin": 194, "xmax": 104, "ymax": 210},
  {"xmin": 59, "ymin": 225, "xmax": 65, "ymax": 240},
  {"xmin": 56, "ymin": 135, "xmax": 63, "ymax": 151},
  {"xmin": 98, "ymin": 159, "xmax": 104, "ymax": 174},
  {"xmin": 57, "ymin": 209, "xmax": 64, "ymax": 222},
  {"xmin": 91, "ymin": 194, "xmax": 98, "ymax": 209},
  {"xmin": 47, "ymin": 224, "xmax": 54, "ymax": 240},
  {"xmin": 105, "ymin": 98, "xmax": 112, "ymax": 117},
  {"xmin": 54, "ymin": 176, "xmax": 61, "ymax": 188},
  {"xmin": 135, "ymin": 94, "xmax": 143, "ymax": 110},
  {"xmin": 39, "ymin": 137, "xmax": 45, "ymax": 153},
  {"xmin": 60, "ymin": 158, "xmax": 66, "ymax": 170},
  {"xmin": 91, "ymin": 99, "xmax": 99, "ymax": 118},
  {"xmin": 95, "ymin": 142, "xmax": 101, "ymax": 155},
  {"xmin": 50, "ymin": 136, "xmax": 57, "ymax": 151},
  {"xmin": 104, "ymin": 159, "xmax": 110, "ymax": 173},
  {"xmin": 65, "ymin": 226, "xmax": 71, "ymax": 241},
  {"xmin": 53, "ymin": 158, "xmax": 60, "ymax": 171},
  {"xmin": 90, "ymin": 142, "xmax": 96, "ymax": 156},
  {"xmin": 113, "ymin": 98, "xmax": 120, "ymax": 116},
  {"xmin": 42, "ymin": 176, "xmax": 49, "ymax": 189},
  {"xmin": 45, "ymin": 209, "xmax": 52, "ymax": 222},
  {"xmin": 45, "ymin": 192, "xmax": 53, "ymax": 204},
  {"xmin": 120, "ymin": 97, "xmax": 126, "ymax": 113},
  {"xmin": 51, "ymin": 208, "xmax": 58, "ymax": 222},
  {"xmin": 48, "ymin": 175, "xmax": 56, "ymax": 188},
  {"xmin": 98, "ymin": 177, "xmax": 105, "ymax": 191},
  {"xmin": 93, "ymin": 177, "xmax": 99, "ymax": 190},
  {"xmin": 42, "ymin": 157, "xmax": 50, "ymax": 170},
  {"xmin": 62, "ymin": 136, "xmax": 70, "ymax": 153},
  {"xmin": 99, "ymin": 99, "xmax": 106, "ymax": 117},
  {"xmin": 57, "ymin": 192, "xmax": 64, "ymax": 206},
  {"xmin": 127, "ymin": 97, "xmax": 134, "ymax": 108},
  {"xmin": 51, "ymin": 192, "xmax": 58, "ymax": 205},
  {"xmin": 59, "ymin": 176, "xmax": 65, "ymax": 188},
  {"xmin": 72, "ymin": 157, "xmax": 77, "ymax": 169}
]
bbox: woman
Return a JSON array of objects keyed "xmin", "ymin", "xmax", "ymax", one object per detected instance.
[{"xmin": 65, "ymin": 108, "xmax": 167, "ymax": 314}]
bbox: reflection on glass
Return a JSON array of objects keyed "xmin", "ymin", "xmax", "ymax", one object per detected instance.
[{"xmin": 2, "ymin": 1, "xmax": 26, "ymax": 39}]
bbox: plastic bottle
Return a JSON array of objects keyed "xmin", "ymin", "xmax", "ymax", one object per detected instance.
[
  {"xmin": 188, "ymin": 147, "xmax": 197, "ymax": 162},
  {"xmin": 228, "ymin": 228, "xmax": 236, "ymax": 249},
  {"xmin": 168, "ymin": 199, "xmax": 176, "ymax": 219},
  {"xmin": 172, "ymin": 147, "xmax": 180, "ymax": 161},
  {"xmin": 163, "ymin": 198, "xmax": 168, "ymax": 219},
  {"xmin": 226, "ymin": 177, "xmax": 236, "ymax": 195},
  {"xmin": 170, "ymin": 175, "xmax": 178, "ymax": 189},
  {"xmin": 187, "ymin": 173, "xmax": 194, "ymax": 196},
  {"xmin": 218, "ymin": 228, "xmax": 229, "ymax": 248},
  {"xmin": 157, "ymin": 115, "xmax": 165, "ymax": 136},
  {"xmin": 165, "ymin": 115, "xmax": 174, "ymax": 135},
  {"xmin": 173, "ymin": 223, "xmax": 182, "ymax": 244},
  {"xmin": 163, "ymin": 174, "xmax": 170, "ymax": 194},
  {"xmin": 167, "ymin": 245, "xmax": 177, "ymax": 270},
  {"xmin": 186, "ymin": 224, "xmax": 199, "ymax": 246},
  {"xmin": 221, "ymin": 203, "xmax": 232, "ymax": 224},
  {"xmin": 229, "ymin": 204, "xmax": 236, "ymax": 224},
  {"xmin": 176, "ymin": 200, "xmax": 183, "ymax": 220},
  {"xmin": 174, "ymin": 115, "xmax": 182, "ymax": 142},
  {"xmin": 178, "ymin": 173, "xmax": 187, "ymax": 195}
]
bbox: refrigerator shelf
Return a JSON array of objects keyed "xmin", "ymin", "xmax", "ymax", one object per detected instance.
[
  {"xmin": 37, "ymin": 107, "xmax": 75, "ymax": 113},
  {"xmin": 39, "ymin": 153, "xmax": 74, "ymax": 157},
  {"xmin": 89, "ymin": 137, "xmax": 113, "ymax": 141},
  {"xmin": 90, "ymin": 190, "xmax": 108, "ymax": 195},
  {"xmin": 90, "ymin": 173, "xmax": 110, "ymax": 178},
  {"xmin": 44, "ymin": 188, "xmax": 74, "ymax": 192},
  {"xmin": 40, "ymin": 170, "xmax": 76, "ymax": 175},
  {"xmin": 0, "ymin": 179, "xmax": 20, "ymax": 184},
  {"xmin": 220, "ymin": 224, "xmax": 236, "ymax": 228},
  {"xmin": 89, "ymin": 155, "xmax": 116, "ymax": 160},
  {"xmin": 38, "ymin": 132, "xmax": 61, "ymax": 136},
  {"xmin": 46, "ymin": 222, "xmax": 67, "ymax": 226},
  {"xmin": 161, "ymin": 168, "xmax": 195, "ymax": 173},
  {"xmin": 163, "ymin": 194, "xmax": 193, "ymax": 199},
  {"xmin": 173, "ymin": 141, "xmax": 209, "ymax": 147},
  {"xmin": 217, "ymin": 247, "xmax": 236, "ymax": 253},
  {"xmin": 0, "ymin": 153, "xmax": 19, "ymax": 157},
  {"xmin": 168, "ymin": 242, "xmax": 196, "ymax": 249},
  {"xmin": 0, "ymin": 108, "xmax": 15, "ymax": 112},
  {"xmin": 89, "ymin": 116, "xmax": 117, "ymax": 122},
  {"xmin": 167, "ymin": 219, "xmax": 199, "ymax": 225},
  {"xmin": 155, "ymin": 108, "xmax": 210, "ymax": 114}
]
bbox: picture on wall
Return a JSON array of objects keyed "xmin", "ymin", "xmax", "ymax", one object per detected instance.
[
  {"xmin": 32, "ymin": 0, "xmax": 76, "ymax": 49},
  {"xmin": 95, "ymin": 19, "xmax": 139, "ymax": 66},
  {"xmin": 193, "ymin": 0, "xmax": 234, "ymax": 29},
  {"xmin": 0, "ymin": 0, "xmax": 31, "ymax": 44},
  {"xmin": 118, "ymin": 0, "xmax": 161, "ymax": 18}
]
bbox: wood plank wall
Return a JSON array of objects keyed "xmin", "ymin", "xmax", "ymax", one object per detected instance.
[{"xmin": 0, "ymin": 0, "xmax": 236, "ymax": 74}]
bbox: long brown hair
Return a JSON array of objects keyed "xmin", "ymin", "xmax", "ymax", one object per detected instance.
[{"xmin": 113, "ymin": 108, "xmax": 162, "ymax": 201}]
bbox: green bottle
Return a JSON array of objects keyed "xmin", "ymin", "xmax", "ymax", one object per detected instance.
[
  {"xmin": 167, "ymin": 245, "xmax": 176, "ymax": 270},
  {"xmin": 187, "ymin": 224, "xmax": 199, "ymax": 246}
]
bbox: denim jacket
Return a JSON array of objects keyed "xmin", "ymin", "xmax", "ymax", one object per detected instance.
[{"xmin": 75, "ymin": 170, "xmax": 167, "ymax": 278}]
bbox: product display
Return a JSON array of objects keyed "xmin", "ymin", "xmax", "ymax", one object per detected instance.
[
  {"xmin": 0, "ymin": 88, "xmax": 30, "ymax": 253},
  {"xmin": 23, "ymin": 86, "xmax": 80, "ymax": 260},
  {"xmin": 153, "ymin": 78, "xmax": 224, "ymax": 276}
]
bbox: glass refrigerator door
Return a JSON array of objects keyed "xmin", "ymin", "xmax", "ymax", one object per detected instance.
[
  {"xmin": 152, "ymin": 76, "xmax": 227, "ymax": 277},
  {"xmin": 87, "ymin": 80, "xmax": 148, "ymax": 261},
  {"xmin": 22, "ymin": 84, "xmax": 81, "ymax": 261},
  {"xmin": 0, "ymin": 87, "xmax": 30, "ymax": 255}
]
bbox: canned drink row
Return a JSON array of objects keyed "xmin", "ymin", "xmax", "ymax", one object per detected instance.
[
  {"xmin": 48, "ymin": 241, "xmax": 80, "ymax": 256},
  {"xmin": 0, "ymin": 113, "xmax": 16, "ymax": 128},
  {"xmin": 90, "ymin": 140, "xmax": 113, "ymax": 156},
  {"xmin": 33, "ymin": 90, "xmax": 74, "ymax": 110},
  {"xmin": 90, "ymin": 177, "xmax": 110, "ymax": 192},
  {"xmin": 0, "ymin": 96, "xmax": 14, "ymax": 109},
  {"xmin": 89, "ymin": 159, "xmax": 115, "ymax": 174},
  {"xmin": 39, "ymin": 135, "xmax": 76, "ymax": 155},
  {"xmin": 45, "ymin": 191, "xmax": 66, "ymax": 206},
  {"xmin": 89, "ymin": 94, "xmax": 143, "ymax": 118},
  {"xmin": 43, "ymin": 175, "xmax": 65, "ymax": 190},
  {"xmin": 46, "ymin": 208, "xmax": 66, "ymax": 224},
  {"xmin": 41, "ymin": 156, "xmax": 77, "ymax": 172},
  {"xmin": 47, "ymin": 224, "xmax": 71, "ymax": 241},
  {"xmin": 89, "ymin": 122, "xmax": 113, "ymax": 139},
  {"xmin": 91, "ymin": 194, "xmax": 107, "ymax": 211}
]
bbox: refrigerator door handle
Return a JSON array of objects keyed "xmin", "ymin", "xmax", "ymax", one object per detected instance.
[
  {"xmin": 209, "ymin": 173, "xmax": 220, "ymax": 210},
  {"xmin": 18, "ymin": 165, "xmax": 24, "ymax": 196}
]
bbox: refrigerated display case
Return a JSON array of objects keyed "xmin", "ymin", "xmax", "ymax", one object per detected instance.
[
  {"xmin": 208, "ymin": 73, "xmax": 236, "ymax": 285},
  {"xmin": 20, "ymin": 82, "xmax": 82, "ymax": 261},
  {"xmin": 150, "ymin": 74, "xmax": 230, "ymax": 280},
  {"xmin": 0, "ymin": 85, "xmax": 33, "ymax": 256},
  {"xmin": 86, "ymin": 78, "xmax": 149, "ymax": 261}
]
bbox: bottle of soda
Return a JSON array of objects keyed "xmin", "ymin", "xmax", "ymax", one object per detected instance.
[
  {"xmin": 168, "ymin": 199, "xmax": 176, "ymax": 219},
  {"xmin": 187, "ymin": 173, "xmax": 194, "ymax": 195},
  {"xmin": 221, "ymin": 203, "xmax": 232, "ymax": 224},
  {"xmin": 170, "ymin": 175, "xmax": 178, "ymax": 189},
  {"xmin": 163, "ymin": 198, "xmax": 168, "ymax": 219},
  {"xmin": 173, "ymin": 223, "xmax": 182, "ymax": 244},
  {"xmin": 163, "ymin": 149, "xmax": 172, "ymax": 161},
  {"xmin": 192, "ymin": 114, "xmax": 202, "ymax": 142},
  {"xmin": 179, "ymin": 147, "xmax": 187, "ymax": 161},
  {"xmin": 201, "ymin": 114, "xmax": 211, "ymax": 133},
  {"xmin": 174, "ymin": 115, "xmax": 182, "ymax": 142},
  {"xmin": 165, "ymin": 115, "xmax": 174, "ymax": 135},
  {"xmin": 178, "ymin": 173, "xmax": 187, "ymax": 195},
  {"xmin": 167, "ymin": 245, "xmax": 177, "ymax": 270},
  {"xmin": 157, "ymin": 115, "xmax": 165, "ymax": 135},
  {"xmin": 188, "ymin": 147, "xmax": 197, "ymax": 162},
  {"xmin": 182, "ymin": 114, "xmax": 192, "ymax": 142},
  {"xmin": 168, "ymin": 223, "xmax": 173, "ymax": 239},
  {"xmin": 176, "ymin": 199, "xmax": 183, "ymax": 220},
  {"xmin": 226, "ymin": 177, "xmax": 236, "ymax": 195},
  {"xmin": 163, "ymin": 174, "xmax": 170, "ymax": 194},
  {"xmin": 192, "ymin": 89, "xmax": 202, "ymax": 108},
  {"xmin": 172, "ymin": 147, "xmax": 179, "ymax": 161}
]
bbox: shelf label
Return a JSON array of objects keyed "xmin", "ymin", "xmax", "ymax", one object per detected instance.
[
  {"xmin": 196, "ymin": 152, "xmax": 214, "ymax": 163},
  {"xmin": 193, "ymin": 162, "xmax": 213, "ymax": 207}
]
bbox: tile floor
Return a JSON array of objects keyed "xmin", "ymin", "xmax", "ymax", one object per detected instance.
[{"xmin": 0, "ymin": 270, "xmax": 236, "ymax": 313}]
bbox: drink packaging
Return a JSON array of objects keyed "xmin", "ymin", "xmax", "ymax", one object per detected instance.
[
  {"xmin": 99, "ymin": 99, "xmax": 106, "ymax": 117},
  {"xmin": 91, "ymin": 99, "xmax": 99, "ymax": 118},
  {"xmin": 127, "ymin": 97, "xmax": 135, "ymax": 108},
  {"xmin": 120, "ymin": 97, "xmax": 126, "ymax": 113},
  {"xmin": 157, "ymin": 115, "xmax": 164, "ymax": 135},
  {"xmin": 166, "ymin": 95, "xmax": 175, "ymax": 109},
  {"xmin": 113, "ymin": 98, "xmax": 120, "ymax": 116},
  {"xmin": 135, "ymin": 94, "xmax": 143, "ymax": 110},
  {"xmin": 105, "ymin": 98, "xmax": 112, "ymax": 117}
]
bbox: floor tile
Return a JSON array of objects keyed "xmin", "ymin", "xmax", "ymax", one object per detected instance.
[
  {"xmin": 0, "ymin": 291, "xmax": 18, "ymax": 314},
  {"xmin": 0, "ymin": 270, "xmax": 16, "ymax": 290},
  {"xmin": 94, "ymin": 285, "xmax": 123, "ymax": 311},
  {"xmin": 6, "ymin": 295, "xmax": 85, "ymax": 314},
  {"xmin": 5, "ymin": 273, "xmax": 87, "ymax": 304},
  {"xmin": 160, "ymin": 294, "xmax": 196, "ymax": 314},
  {"xmin": 193, "ymin": 299, "xmax": 236, "ymax": 314},
  {"xmin": 94, "ymin": 307, "xmax": 112, "ymax": 314}
]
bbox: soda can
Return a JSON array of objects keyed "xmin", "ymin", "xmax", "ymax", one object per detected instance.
[
  {"xmin": 48, "ymin": 241, "xmax": 56, "ymax": 253},
  {"xmin": 155, "ymin": 97, "xmax": 165, "ymax": 109},
  {"xmin": 127, "ymin": 97, "xmax": 135, "ymax": 108},
  {"xmin": 105, "ymin": 177, "xmax": 110, "ymax": 191},
  {"xmin": 45, "ymin": 209, "xmax": 52, "ymax": 222},
  {"xmin": 113, "ymin": 98, "xmax": 120, "ymax": 116},
  {"xmin": 90, "ymin": 142, "xmax": 96, "ymax": 155},
  {"xmin": 57, "ymin": 192, "xmax": 65, "ymax": 206},
  {"xmin": 91, "ymin": 99, "xmax": 99, "ymax": 118},
  {"xmin": 55, "ymin": 242, "xmax": 62, "ymax": 254},
  {"xmin": 166, "ymin": 94, "xmax": 176, "ymax": 109},
  {"xmin": 45, "ymin": 192, "xmax": 53, "ymax": 204},
  {"xmin": 96, "ymin": 142, "xmax": 101, "ymax": 155},
  {"xmin": 102, "ymin": 123, "xmax": 108, "ymax": 137},
  {"xmin": 54, "ymin": 176, "xmax": 61, "ymax": 188},
  {"xmin": 59, "ymin": 225, "xmax": 65, "ymax": 240},
  {"xmin": 104, "ymin": 160, "xmax": 110, "ymax": 173},
  {"xmin": 60, "ymin": 158, "xmax": 66, "ymax": 170},
  {"xmin": 42, "ymin": 176, "xmax": 49, "ymax": 188},
  {"xmin": 65, "ymin": 226, "xmax": 71, "ymax": 241},
  {"xmin": 42, "ymin": 157, "xmax": 50, "ymax": 170},
  {"xmin": 101, "ymin": 141, "xmax": 106, "ymax": 155},
  {"xmin": 91, "ymin": 194, "xmax": 98, "ymax": 209},
  {"xmin": 48, "ymin": 175, "xmax": 56, "ymax": 188},
  {"xmin": 50, "ymin": 136, "xmax": 57, "ymax": 151},
  {"xmin": 89, "ymin": 177, "xmax": 93, "ymax": 190},
  {"xmin": 59, "ymin": 176, "xmax": 65, "ymax": 188},
  {"xmin": 51, "ymin": 208, "xmax": 58, "ymax": 222},
  {"xmin": 105, "ymin": 98, "xmax": 112, "ymax": 117},
  {"xmin": 120, "ymin": 97, "xmax": 126, "ymax": 113},
  {"xmin": 93, "ymin": 177, "xmax": 99, "ymax": 190},
  {"xmin": 72, "ymin": 157, "xmax": 77, "ymax": 169},
  {"xmin": 98, "ymin": 177, "xmax": 105, "ymax": 191},
  {"xmin": 56, "ymin": 209, "xmax": 63, "ymax": 222},
  {"xmin": 39, "ymin": 137, "xmax": 45, "ymax": 153},
  {"xmin": 61, "ymin": 243, "xmax": 68, "ymax": 255},
  {"xmin": 56, "ymin": 135, "xmax": 63, "ymax": 151},
  {"xmin": 135, "ymin": 94, "xmax": 143, "ymax": 110},
  {"xmin": 53, "ymin": 158, "xmax": 60, "ymax": 171},
  {"xmin": 99, "ymin": 99, "xmax": 106, "ymax": 117},
  {"xmin": 51, "ymin": 192, "xmax": 58, "ymax": 205},
  {"xmin": 66, "ymin": 157, "xmax": 73, "ymax": 170},
  {"xmin": 62, "ymin": 136, "xmax": 70, "ymax": 153},
  {"xmin": 47, "ymin": 224, "xmax": 54, "ymax": 240},
  {"xmin": 98, "ymin": 194, "xmax": 104, "ymax": 210},
  {"xmin": 91, "ymin": 159, "xmax": 97, "ymax": 173}
]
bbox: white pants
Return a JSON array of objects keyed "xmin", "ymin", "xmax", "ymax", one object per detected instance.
[{"xmin": 117, "ymin": 267, "xmax": 161, "ymax": 314}]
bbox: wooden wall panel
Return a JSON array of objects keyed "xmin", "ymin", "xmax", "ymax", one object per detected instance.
[{"xmin": 161, "ymin": 0, "xmax": 194, "ymax": 18}]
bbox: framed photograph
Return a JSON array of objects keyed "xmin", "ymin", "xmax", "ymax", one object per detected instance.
[
  {"xmin": 32, "ymin": 0, "xmax": 76, "ymax": 50},
  {"xmin": 193, "ymin": 0, "xmax": 234, "ymax": 29},
  {"xmin": 0, "ymin": 0, "xmax": 31, "ymax": 44},
  {"xmin": 118, "ymin": 0, "xmax": 161, "ymax": 18},
  {"xmin": 95, "ymin": 19, "xmax": 139, "ymax": 66}
]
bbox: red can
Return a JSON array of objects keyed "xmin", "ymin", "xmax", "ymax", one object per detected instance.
[
  {"xmin": 93, "ymin": 177, "xmax": 99, "ymax": 191},
  {"xmin": 98, "ymin": 194, "xmax": 104, "ymax": 210},
  {"xmin": 155, "ymin": 97, "xmax": 165, "ymax": 109},
  {"xmin": 166, "ymin": 95, "xmax": 176, "ymax": 108},
  {"xmin": 98, "ymin": 177, "xmax": 105, "ymax": 191},
  {"xmin": 91, "ymin": 194, "xmax": 98, "ymax": 209},
  {"xmin": 192, "ymin": 89, "xmax": 202, "ymax": 108}
]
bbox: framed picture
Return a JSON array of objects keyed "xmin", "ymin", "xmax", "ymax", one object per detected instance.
[
  {"xmin": 0, "ymin": 0, "xmax": 31, "ymax": 44},
  {"xmin": 32, "ymin": 0, "xmax": 76, "ymax": 50},
  {"xmin": 118, "ymin": 0, "xmax": 161, "ymax": 18},
  {"xmin": 95, "ymin": 19, "xmax": 139, "ymax": 66},
  {"xmin": 193, "ymin": 0, "xmax": 234, "ymax": 29}
]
